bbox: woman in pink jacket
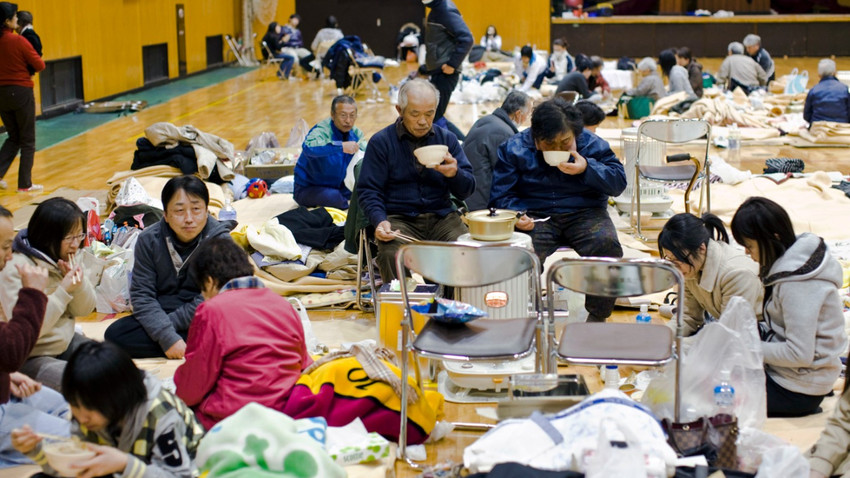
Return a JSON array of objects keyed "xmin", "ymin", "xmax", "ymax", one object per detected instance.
[{"xmin": 173, "ymin": 238, "xmax": 311, "ymax": 429}]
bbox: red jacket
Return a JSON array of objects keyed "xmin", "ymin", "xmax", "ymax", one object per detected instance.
[
  {"xmin": 0, "ymin": 28, "xmax": 45, "ymax": 88},
  {"xmin": 0, "ymin": 288, "xmax": 48, "ymax": 404},
  {"xmin": 174, "ymin": 286, "xmax": 312, "ymax": 429}
]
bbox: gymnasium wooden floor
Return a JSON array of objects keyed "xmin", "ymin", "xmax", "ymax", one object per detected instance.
[{"xmin": 2, "ymin": 57, "xmax": 850, "ymax": 477}]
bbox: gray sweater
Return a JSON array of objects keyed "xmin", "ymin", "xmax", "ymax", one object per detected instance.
[
  {"xmin": 762, "ymin": 233, "xmax": 847, "ymax": 396},
  {"xmin": 462, "ymin": 107, "xmax": 519, "ymax": 210},
  {"xmin": 130, "ymin": 216, "xmax": 232, "ymax": 351},
  {"xmin": 627, "ymin": 71, "xmax": 665, "ymax": 101},
  {"xmin": 668, "ymin": 65, "xmax": 696, "ymax": 100}
]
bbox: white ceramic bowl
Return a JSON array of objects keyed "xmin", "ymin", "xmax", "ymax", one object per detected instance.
[
  {"xmin": 43, "ymin": 441, "xmax": 96, "ymax": 477},
  {"xmin": 413, "ymin": 144, "xmax": 448, "ymax": 168},
  {"xmin": 542, "ymin": 150, "xmax": 571, "ymax": 166}
]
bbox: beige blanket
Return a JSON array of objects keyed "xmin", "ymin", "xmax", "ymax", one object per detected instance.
[
  {"xmin": 669, "ymin": 172, "xmax": 850, "ymax": 241},
  {"xmin": 797, "ymin": 121, "xmax": 850, "ymax": 145}
]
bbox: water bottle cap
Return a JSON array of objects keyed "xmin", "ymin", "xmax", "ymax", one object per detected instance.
[
  {"xmin": 605, "ymin": 365, "xmax": 617, "ymax": 369},
  {"xmin": 640, "ymin": 304, "xmax": 648, "ymax": 313}
]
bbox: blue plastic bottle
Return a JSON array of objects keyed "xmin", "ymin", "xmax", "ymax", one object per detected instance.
[
  {"xmin": 636, "ymin": 304, "xmax": 651, "ymax": 324},
  {"xmin": 714, "ymin": 370, "xmax": 736, "ymax": 415}
]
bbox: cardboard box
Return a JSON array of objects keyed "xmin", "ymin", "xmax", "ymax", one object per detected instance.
[{"xmin": 244, "ymin": 147, "xmax": 300, "ymax": 181}]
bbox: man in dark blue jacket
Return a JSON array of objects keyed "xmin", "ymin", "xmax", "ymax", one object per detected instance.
[
  {"xmin": 356, "ymin": 79, "xmax": 474, "ymax": 281},
  {"xmin": 490, "ymin": 97, "xmax": 626, "ymax": 322},
  {"xmin": 804, "ymin": 59, "xmax": 850, "ymax": 126},
  {"xmin": 423, "ymin": 0, "xmax": 473, "ymax": 123}
]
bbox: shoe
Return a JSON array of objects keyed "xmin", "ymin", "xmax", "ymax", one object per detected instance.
[
  {"xmin": 0, "ymin": 179, "xmax": 6, "ymax": 190},
  {"xmin": 276, "ymin": 70, "xmax": 283, "ymax": 79},
  {"xmin": 17, "ymin": 184, "xmax": 43, "ymax": 193}
]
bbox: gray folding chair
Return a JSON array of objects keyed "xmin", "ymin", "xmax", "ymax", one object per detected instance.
[
  {"xmin": 395, "ymin": 242, "xmax": 544, "ymax": 463},
  {"xmin": 547, "ymin": 257, "xmax": 685, "ymax": 421},
  {"xmin": 261, "ymin": 41, "xmax": 283, "ymax": 72},
  {"xmin": 630, "ymin": 119, "xmax": 712, "ymax": 242},
  {"xmin": 354, "ymin": 227, "xmax": 379, "ymax": 312}
]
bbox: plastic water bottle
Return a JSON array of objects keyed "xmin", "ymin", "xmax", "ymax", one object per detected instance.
[
  {"xmin": 219, "ymin": 199, "xmax": 237, "ymax": 222},
  {"xmin": 636, "ymin": 303, "xmax": 651, "ymax": 324},
  {"xmin": 728, "ymin": 124, "xmax": 741, "ymax": 154},
  {"xmin": 713, "ymin": 370, "xmax": 736, "ymax": 415},
  {"xmin": 603, "ymin": 365, "xmax": 619, "ymax": 389}
]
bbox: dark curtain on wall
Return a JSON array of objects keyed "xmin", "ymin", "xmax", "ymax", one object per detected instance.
[{"xmin": 295, "ymin": 0, "xmax": 425, "ymax": 58}]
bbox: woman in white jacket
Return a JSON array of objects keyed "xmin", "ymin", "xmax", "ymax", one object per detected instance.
[
  {"xmin": 731, "ymin": 197, "xmax": 846, "ymax": 417},
  {"xmin": 0, "ymin": 198, "xmax": 95, "ymax": 391}
]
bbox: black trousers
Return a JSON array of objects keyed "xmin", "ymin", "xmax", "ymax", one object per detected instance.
[
  {"xmin": 0, "ymin": 85, "xmax": 36, "ymax": 189},
  {"xmin": 104, "ymin": 315, "xmax": 188, "ymax": 358},
  {"xmin": 765, "ymin": 371, "xmax": 827, "ymax": 417},
  {"xmin": 429, "ymin": 70, "xmax": 460, "ymax": 122}
]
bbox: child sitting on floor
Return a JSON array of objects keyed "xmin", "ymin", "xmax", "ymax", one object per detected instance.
[{"xmin": 11, "ymin": 341, "xmax": 204, "ymax": 477}]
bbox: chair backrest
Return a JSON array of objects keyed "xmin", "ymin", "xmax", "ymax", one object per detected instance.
[
  {"xmin": 548, "ymin": 257, "xmax": 682, "ymax": 298},
  {"xmin": 638, "ymin": 119, "xmax": 710, "ymax": 144},
  {"xmin": 261, "ymin": 41, "xmax": 276, "ymax": 61},
  {"xmin": 397, "ymin": 242, "xmax": 540, "ymax": 289},
  {"xmin": 557, "ymin": 91, "xmax": 579, "ymax": 104}
]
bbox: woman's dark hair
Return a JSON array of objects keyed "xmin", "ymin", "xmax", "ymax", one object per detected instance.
[
  {"xmin": 659, "ymin": 48, "xmax": 677, "ymax": 77},
  {"xmin": 289, "ymin": 13, "xmax": 301, "ymax": 21},
  {"xmin": 574, "ymin": 53, "xmax": 591, "ymax": 72},
  {"xmin": 161, "ymin": 175, "xmax": 210, "ymax": 209},
  {"xmin": 658, "ymin": 213, "xmax": 728, "ymax": 268},
  {"xmin": 731, "ymin": 197, "xmax": 797, "ymax": 279},
  {"xmin": 326, "ymin": 15, "xmax": 338, "ymax": 28},
  {"xmin": 62, "ymin": 342, "xmax": 147, "ymax": 426},
  {"xmin": 486, "ymin": 24, "xmax": 497, "ymax": 37},
  {"xmin": 520, "ymin": 45, "xmax": 533, "ymax": 59},
  {"xmin": 677, "ymin": 46, "xmax": 693, "ymax": 62},
  {"xmin": 27, "ymin": 198, "xmax": 85, "ymax": 262},
  {"xmin": 266, "ymin": 21, "xmax": 278, "ymax": 35},
  {"xmin": 553, "ymin": 38, "xmax": 567, "ymax": 49},
  {"xmin": 574, "ymin": 100, "xmax": 605, "ymax": 127},
  {"xmin": 0, "ymin": 205, "xmax": 11, "ymax": 218},
  {"xmin": 190, "ymin": 238, "xmax": 254, "ymax": 290},
  {"xmin": 531, "ymin": 97, "xmax": 584, "ymax": 142},
  {"xmin": 16, "ymin": 10, "xmax": 31, "ymax": 27}
]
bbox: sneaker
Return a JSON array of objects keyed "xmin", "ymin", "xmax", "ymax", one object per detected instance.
[
  {"xmin": 17, "ymin": 184, "xmax": 43, "ymax": 193},
  {"xmin": 0, "ymin": 179, "xmax": 6, "ymax": 189}
]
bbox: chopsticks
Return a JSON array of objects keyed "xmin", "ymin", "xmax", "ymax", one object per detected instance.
[
  {"xmin": 35, "ymin": 431, "xmax": 74, "ymax": 442},
  {"xmin": 392, "ymin": 231, "xmax": 420, "ymax": 243},
  {"xmin": 68, "ymin": 254, "xmax": 82, "ymax": 285}
]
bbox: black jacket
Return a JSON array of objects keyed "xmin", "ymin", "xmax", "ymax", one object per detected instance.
[
  {"xmin": 462, "ymin": 108, "xmax": 518, "ymax": 210},
  {"xmin": 424, "ymin": 0, "xmax": 472, "ymax": 72}
]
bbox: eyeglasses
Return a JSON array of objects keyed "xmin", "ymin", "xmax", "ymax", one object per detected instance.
[
  {"xmin": 63, "ymin": 233, "xmax": 85, "ymax": 243},
  {"xmin": 335, "ymin": 113, "xmax": 357, "ymax": 120}
]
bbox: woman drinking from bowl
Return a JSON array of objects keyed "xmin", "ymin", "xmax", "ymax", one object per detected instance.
[
  {"xmin": 731, "ymin": 197, "xmax": 846, "ymax": 417},
  {"xmin": 658, "ymin": 212, "xmax": 762, "ymax": 337},
  {"xmin": 0, "ymin": 198, "xmax": 95, "ymax": 391},
  {"xmin": 11, "ymin": 341, "xmax": 204, "ymax": 477}
]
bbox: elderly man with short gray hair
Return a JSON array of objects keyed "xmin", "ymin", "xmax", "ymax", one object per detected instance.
[
  {"xmin": 743, "ymin": 34, "xmax": 775, "ymax": 83},
  {"xmin": 462, "ymin": 90, "xmax": 531, "ymax": 210},
  {"xmin": 715, "ymin": 41, "xmax": 767, "ymax": 94},
  {"xmin": 804, "ymin": 59, "xmax": 850, "ymax": 126},
  {"xmin": 356, "ymin": 79, "xmax": 475, "ymax": 281}
]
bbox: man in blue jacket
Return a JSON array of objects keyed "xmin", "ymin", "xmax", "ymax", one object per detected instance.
[
  {"xmin": 295, "ymin": 95, "xmax": 367, "ymax": 209},
  {"xmin": 490, "ymin": 97, "xmax": 627, "ymax": 322},
  {"xmin": 423, "ymin": 0, "xmax": 473, "ymax": 123},
  {"xmin": 356, "ymin": 79, "xmax": 475, "ymax": 281},
  {"xmin": 804, "ymin": 59, "xmax": 850, "ymax": 126}
]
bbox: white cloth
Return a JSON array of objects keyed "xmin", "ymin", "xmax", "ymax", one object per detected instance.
[{"xmin": 245, "ymin": 218, "xmax": 302, "ymax": 262}]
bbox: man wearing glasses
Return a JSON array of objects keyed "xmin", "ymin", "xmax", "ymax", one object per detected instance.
[
  {"xmin": 104, "ymin": 175, "xmax": 234, "ymax": 359},
  {"xmin": 490, "ymin": 97, "xmax": 626, "ymax": 323},
  {"xmin": 294, "ymin": 95, "xmax": 368, "ymax": 209}
]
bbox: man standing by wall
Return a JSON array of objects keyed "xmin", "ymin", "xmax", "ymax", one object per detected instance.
[{"xmin": 422, "ymin": 0, "xmax": 473, "ymax": 124}]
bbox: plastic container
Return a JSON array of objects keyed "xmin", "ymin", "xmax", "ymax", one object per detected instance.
[
  {"xmin": 713, "ymin": 369, "xmax": 736, "ymax": 415},
  {"xmin": 603, "ymin": 365, "xmax": 619, "ymax": 389},
  {"xmin": 636, "ymin": 303, "xmax": 651, "ymax": 324},
  {"xmin": 219, "ymin": 199, "xmax": 237, "ymax": 222},
  {"xmin": 728, "ymin": 124, "xmax": 741, "ymax": 151}
]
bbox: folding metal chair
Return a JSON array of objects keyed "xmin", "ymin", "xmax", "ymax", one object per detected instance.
[
  {"xmin": 547, "ymin": 257, "xmax": 685, "ymax": 421},
  {"xmin": 354, "ymin": 227, "xmax": 379, "ymax": 312},
  {"xmin": 261, "ymin": 41, "xmax": 284, "ymax": 74},
  {"xmin": 630, "ymin": 119, "xmax": 712, "ymax": 242},
  {"xmin": 395, "ymin": 242, "xmax": 544, "ymax": 463},
  {"xmin": 345, "ymin": 47, "xmax": 383, "ymax": 100}
]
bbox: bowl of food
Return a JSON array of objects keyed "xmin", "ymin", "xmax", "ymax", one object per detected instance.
[
  {"xmin": 43, "ymin": 440, "xmax": 95, "ymax": 477},
  {"xmin": 413, "ymin": 145, "xmax": 448, "ymax": 168},
  {"xmin": 542, "ymin": 150, "xmax": 572, "ymax": 166}
]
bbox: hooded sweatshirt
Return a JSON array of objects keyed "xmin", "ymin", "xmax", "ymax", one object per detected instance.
[
  {"xmin": 29, "ymin": 373, "xmax": 204, "ymax": 478},
  {"xmin": 0, "ymin": 230, "xmax": 96, "ymax": 357},
  {"xmin": 761, "ymin": 233, "xmax": 847, "ymax": 396}
]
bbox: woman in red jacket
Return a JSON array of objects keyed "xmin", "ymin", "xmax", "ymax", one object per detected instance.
[{"xmin": 0, "ymin": 2, "xmax": 45, "ymax": 193}]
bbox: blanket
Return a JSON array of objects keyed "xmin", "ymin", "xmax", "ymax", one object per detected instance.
[
  {"xmin": 797, "ymin": 121, "xmax": 850, "ymax": 145},
  {"xmin": 281, "ymin": 356, "xmax": 444, "ymax": 445}
]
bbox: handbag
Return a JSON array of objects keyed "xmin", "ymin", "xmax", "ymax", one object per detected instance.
[{"xmin": 662, "ymin": 413, "xmax": 739, "ymax": 470}]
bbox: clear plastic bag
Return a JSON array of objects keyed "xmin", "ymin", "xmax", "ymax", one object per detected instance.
[
  {"xmin": 642, "ymin": 297, "xmax": 767, "ymax": 429},
  {"xmin": 286, "ymin": 119, "xmax": 310, "ymax": 148},
  {"xmin": 246, "ymin": 131, "xmax": 281, "ymax": 151},
  {"xmin": 96, "ymin": 260, "xmax": 132, "ymax": 313},
  {"xmin": 585, "ymin": 420, "xmax": 648, "ymax": 478},
  {"xmin": 755, "ymin": 445, "xmax": 810, "ymax": 477}
]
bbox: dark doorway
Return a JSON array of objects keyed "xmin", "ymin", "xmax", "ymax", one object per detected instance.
[
  {"xmin": 39, "ymin": 56, "xmax": 84, "ymax": 117},
  {"xmin": 176, "ymin": 4, "xmax": 187, "ymax": 77},
  {"xmin": 142, "ymin": 44, "xmax": 169, "ymax": 85},
  {"xmin": 295, "ymin": 0, "xmax": 424, "ymax": 58}
]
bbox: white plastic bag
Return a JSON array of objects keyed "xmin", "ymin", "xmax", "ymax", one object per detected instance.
[
  {"xmin": 287, "ymin": 297, "xmax": 321, "ymax": 354},
  {"xmin": 585, "ymin": 420, "xmax": 648, "ymax": 478},
  {"xmin": 737, "ymin": 427, "xmax": 789, "ymax": 473},
  {"xmin": 96, "ymin": 260, "xmax": 132, "ymax": 313},
  {"xmin": 286, "ymin": 119, "xmax": 310, "ymax": 148},
  {"xmin": 344, "ymin": 151, "xmax": 364, "ymax": 192},
  {"xmin": 642, "ymin": 297, "xmax": 767, "ymax": 429},
  {"xmin": 755, "ymin": 445, "xmax": 810, "ymax": 477}
]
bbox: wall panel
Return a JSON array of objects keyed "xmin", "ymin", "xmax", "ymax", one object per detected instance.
[
  {"xmin": 452, "ymin": 0, "xmax": 549, "ymax": 53},
  {"xmin": 24, "ymin": 0, "xmax": 240, "ymax": 113}
]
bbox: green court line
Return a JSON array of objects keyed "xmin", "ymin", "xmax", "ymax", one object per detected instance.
[{"xmin": 0, "ymin": 66, "xmax": 257, "ymax": 151}]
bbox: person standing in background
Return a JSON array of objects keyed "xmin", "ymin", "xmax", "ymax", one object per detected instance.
[
  {"xmin": 15, "ymin": 11, "xmax": 39, "ymax": 57},
  {"xmin": 422, "ymin": 0, "xmax": 473, "ymax": 124},
  {"xmin": 0, "ymin": 2, "xmax": 44, "ymax": 193}
]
